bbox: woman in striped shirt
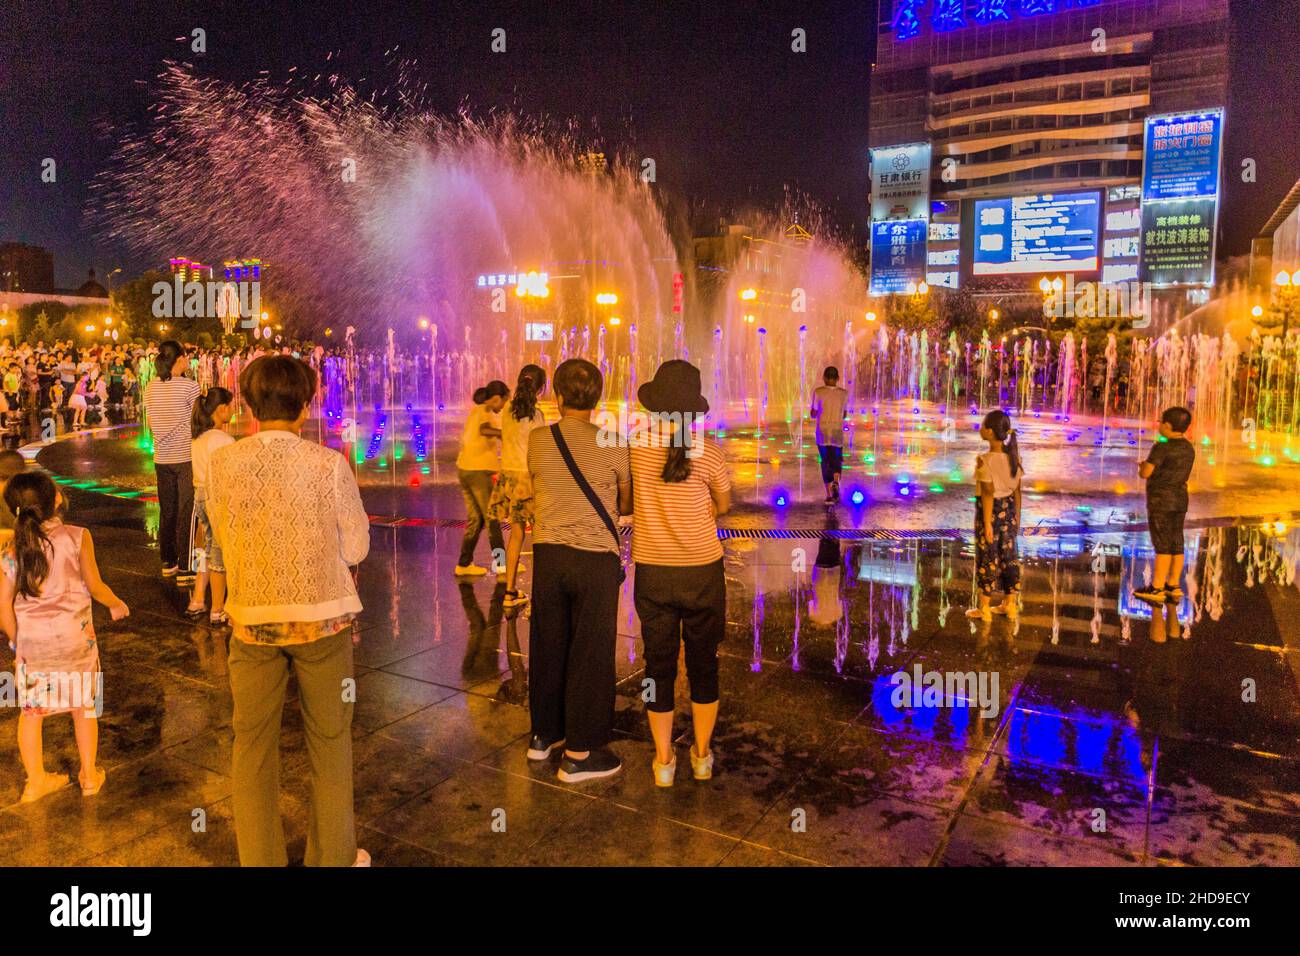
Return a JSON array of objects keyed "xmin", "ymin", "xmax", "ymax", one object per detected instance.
[
  {"xmin": 629, "ymin": 360, "xmax": 731, "ymax": 788},
  {"xmin": 142, "ymin": 341, "xmax": 200, "ymax": 578}
]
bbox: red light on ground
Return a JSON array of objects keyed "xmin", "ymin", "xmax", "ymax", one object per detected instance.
[{"xmin": 408, "ymin": 475, "xmax": 421, "ymax": 488}]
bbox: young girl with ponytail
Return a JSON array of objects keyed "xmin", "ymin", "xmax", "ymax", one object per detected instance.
[
  {"xmin": 968, "ymin": 409, "xmax": 1025, "ymax": 621},
  {"xmin": 0, "ymin": 472, "xmax": 128, "ymax": 803},
  {"xmin": 187, "ymin": 387, "xmax": 235, "ymax": 623},
  {"xmin": 489, "ymin": 364, "xmax": 548, "ymax": 607}
]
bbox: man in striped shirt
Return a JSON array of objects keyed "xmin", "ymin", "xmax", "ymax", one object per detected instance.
[
  {"xmin": 525, "ymin": 358, "xmax": 631, "ymax": 783},
  {"xmin": 143, "ymin": 341, "xmax": 201, "ymax": 578}
]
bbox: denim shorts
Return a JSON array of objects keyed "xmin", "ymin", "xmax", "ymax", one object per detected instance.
[{"xmin": 195, "ymin": 498, "xmax": 224, "ymax": 573}]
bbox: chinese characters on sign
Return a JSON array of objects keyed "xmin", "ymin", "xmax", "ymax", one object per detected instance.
[
  {"xmin": 894, "ymin": 0, "xmax": 1103, "ymax": 40},
  {"xmin": 1140, "ymin": 199, "xmax": 1217, "ymax": 287},
  {"xmin": 1142, "ymin": 111, "xmax": 1223, "ymax": 201},
  {"xmin": 870, "ymin": 144, "xmax": 932, "ymax": 222},
  {"xmin": 1139, "ymin": 109, "xmax": 1224, "ymax": 286},
  {"xmin": 870, "ymin": 219, "xmax": 928, "ymax": 295}
]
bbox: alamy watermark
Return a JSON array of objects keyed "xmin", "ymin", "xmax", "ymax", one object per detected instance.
[
  {"xmin": 890, "ymin": 665, "xmax": 1000, "ymax": 718},
  {"xmin": 0, "ymin": 669, "xmax": 103, "ymax": 717},
  {"xmin": 1042, "ymin": 276, "xmax": 1152, "ymax": 325},
  {"xmin": 152, "ymin": 277, "xmax": 261, "ymax": 327},
  {"xmin": 593, "ymin": 408, "xmax": 704, "ymax": 457}
]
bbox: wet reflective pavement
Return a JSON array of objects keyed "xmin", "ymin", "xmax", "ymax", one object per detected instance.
[{"xmin": 2, "ymin": 480, "xmax": 1298, "ymax": 866}]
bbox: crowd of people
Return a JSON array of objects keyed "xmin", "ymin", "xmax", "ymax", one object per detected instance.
[{"xmin": 0, "ymin": 336, "xmax": 1198, "ymax": 866}]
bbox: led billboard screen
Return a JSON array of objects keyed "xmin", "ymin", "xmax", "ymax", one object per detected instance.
[{"xmin": 971, "ymin": 191, "xmax": 1102, "ymax": 276}]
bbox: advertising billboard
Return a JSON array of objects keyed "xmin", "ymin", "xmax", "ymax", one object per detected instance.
[
  {"xmin": 870, "ymin": 144, "xmax": 932, "ymax": 222},
  {"xmin": 870, "ymin": 219, "xmax": 928, "ymax": 295},
  {"xmin": 1142, "ymin": 110, "xmax": 1223, "ymax": 202},
  {"xmin": 971, "ymin": 191, "xmax": 1102, "ymax": 276},
  {"xmin": 1139, "ymin": 197, "xmax": 1217, "ymax": 287}
]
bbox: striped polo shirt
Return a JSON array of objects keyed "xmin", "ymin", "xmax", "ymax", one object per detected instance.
[
  {"xmin": 528, "ymin": 416, "xmax": 629, "ymax": 555},
  {"xmin": 630, "ymin": 436, "xmax": 729, "ymax": 566},
  {"xmin": 143, "ymin": 376, "xmax": 201, "ymax": 465}
]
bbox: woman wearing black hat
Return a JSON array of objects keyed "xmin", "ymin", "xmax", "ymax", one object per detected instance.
[{"xmin": 629, "ymin": 360, "xmax": 731, "ymax": 788}]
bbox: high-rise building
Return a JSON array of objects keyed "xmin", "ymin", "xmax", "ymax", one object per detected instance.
[
  {"xmin": 0, "ymin": 242, "xmax": 56, "ymax": 294},
  {"xmin": 223, "ymin": 258, "xmax": 265, "ymax": 282},
  {"xmin": 169, "ymin": 257, "xmax": 214, "ymax": 281},
  {"xmin": 869, "ymin": 0, "xmax": 1231, "ymax": 300}
]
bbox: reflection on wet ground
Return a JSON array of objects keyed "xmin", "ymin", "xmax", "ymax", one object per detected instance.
[{"xmin": 3, "ymin": 476, "xmax": 1296, "ymax": 866}]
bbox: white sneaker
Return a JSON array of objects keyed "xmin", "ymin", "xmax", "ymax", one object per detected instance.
[
  {"xmin": 690, "ymin": 747, "xmax": 714, "ymax": 781},
  {"xmin": 653, "ymin": 756, "xmax": 677, "ymax": 788},
  {"xmin": 353, "ymin": 848, "xmax": 371, "ymax": 867},
  {"xmin": 454, "ymin": 564, "xmax": 488, "ymax": 576}
]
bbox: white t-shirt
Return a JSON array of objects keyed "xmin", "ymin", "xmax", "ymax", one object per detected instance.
[
  {"xmin": 811, "ymin": 385, "xmax": 848, "ymax": 447},
  {"xmin": 456, "ymin": 405, "xmax": 502, "ymax": 472},
  {"xmin": 974, "ymin": 450, "xmax": 1022, "ymax": 499},
  {"xmin": 192, "ymin": 428, "xmax": 235, "ymax": 494},
  {"xmin": 500, "ymin": 407, "xmax": 545, "ymax": 473}
]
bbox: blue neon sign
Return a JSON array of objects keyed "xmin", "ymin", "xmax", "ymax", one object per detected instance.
[{"xmin": 892, "ymin": 0, "xmax": 1102, "ymax": 40}]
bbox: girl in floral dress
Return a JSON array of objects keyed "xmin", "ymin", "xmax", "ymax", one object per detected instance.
[
  {"xmin": 488, "ymin": 364, "xmax": 549, "ymax": 607},
  {"xmin": 968, "ymin": 409, "xmax": 1025, "ymax": 622},
  {"xmin": 0, "ymin": 473, "xmax": 129, "ymax": 802}
]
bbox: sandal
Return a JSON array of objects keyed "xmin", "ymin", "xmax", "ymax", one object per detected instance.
[
  {"xmin": 209, "ymin": 611, "xmax": 229, "ymax": 626},
  {"xmin": 21, "ymin": 772, "xmax": 71, "ymax": 804},
  {"xmin": 79, "ymin": 768, "xmax": 106, "ymax": 797},
  {"xmin": 185, "ymin": 604, "xmax": 207, "ymax": 617}
]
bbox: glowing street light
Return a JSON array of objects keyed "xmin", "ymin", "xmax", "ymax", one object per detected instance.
[
  {"xmin": 418, "ymin": 317, "xmax": 430, "ymax": 329},
  {"xmin": 917, "ymin": 281, "xmax": 929, "ymax": 296},
  {"xmin": 989, "ymin": 308, "xmax": 1000, "ymax": 322},
  {"xmin": 515, "ymin": 271, "xmax": 550, "ymax": 298},
  {"xmin": 865, "ymin": 311, "xmax": 877, "ymax": 322},
  {"xmin": 744, "ymin": 313, "xmax": 756, "ymax": 324},
  {"xmin": 84, "ymin": 324, "xmax": 96, "ymax": 333},
  {"xmin": 608, "ymin": 316, "xmax": 621, "ymax": 326},
  {"xmin": 595, "ymin": 292, "xmax": 618, "ymax": 305},
  {"xmin": 739, "ymin": 288, "xmax": 757, "ymax": 301},
  {"xmin": 1272, "ymin": 268, "xmax": 1300, "ymax": 337},
  {"xmin": 1252, "ymin": 305, "xmax": 1264, "ymax": 318}
]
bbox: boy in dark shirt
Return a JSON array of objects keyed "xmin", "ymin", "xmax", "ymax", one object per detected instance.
[{"xmin": 1134, "ymin": 406, "xmax": 1195, "ymax": 604}]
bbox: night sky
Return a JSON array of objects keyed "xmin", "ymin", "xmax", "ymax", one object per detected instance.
[{"xmin": 1, "ymin": 0, "xmax": 1296, "ymax": 288}]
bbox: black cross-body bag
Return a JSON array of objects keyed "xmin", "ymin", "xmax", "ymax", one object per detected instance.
[{"xmin": 549, "ymin": 423, "xmax": 627, "ymax": 583}]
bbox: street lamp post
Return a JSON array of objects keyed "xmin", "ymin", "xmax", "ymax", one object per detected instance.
[{"xmin": 1272, "ymin": 269, "xmax": 1300, "ymax": 338}]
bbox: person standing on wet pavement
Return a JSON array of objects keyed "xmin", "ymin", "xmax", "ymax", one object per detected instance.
[
  {"xmin": 968, "ymin": 409, "xmax": 1024, "ymax": 622},
  {"xmin": 629, "ymin": 360, "xmax": 731, "ymax": 788},
  {"xmin": 1133, "ymin": 406, "xmax": 1194, "ymax": 606},
  {"xmin": 525, "ymin": 358, "xmax": 631, "ymax": 783}
]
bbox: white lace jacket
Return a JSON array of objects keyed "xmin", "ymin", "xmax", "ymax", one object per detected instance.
[{"xmin": 207, "ymin": 430, "xmax": 371, "ymax": 626}]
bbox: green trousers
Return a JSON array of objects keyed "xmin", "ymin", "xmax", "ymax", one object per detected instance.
[{"xmin": 228, "ymin": 628, "xmax": 356, "ymax": 866}]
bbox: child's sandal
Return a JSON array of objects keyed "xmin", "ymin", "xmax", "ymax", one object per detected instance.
[{"xmin": 79, "ymin": 768, "xmax": 106, "ymax": 797}]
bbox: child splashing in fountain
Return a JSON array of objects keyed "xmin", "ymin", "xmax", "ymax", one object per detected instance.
[
  {"xmin": 454, "ymin": 381, "xmax": 508, "ymax": 577},
  {"xmin": 489, "ymin": 365, "xmax": 548, "ymax": 607},
  {"xmin": 968, "ymin": 410, "xmax": 1024, "ymax": 622},
  {"xmin": 810, "ymin": 366, "xmax": 848, "ymax": 503},
  {"xmin": 0, "ymin": 472, "xmax": 129, "ymax": 803}
]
